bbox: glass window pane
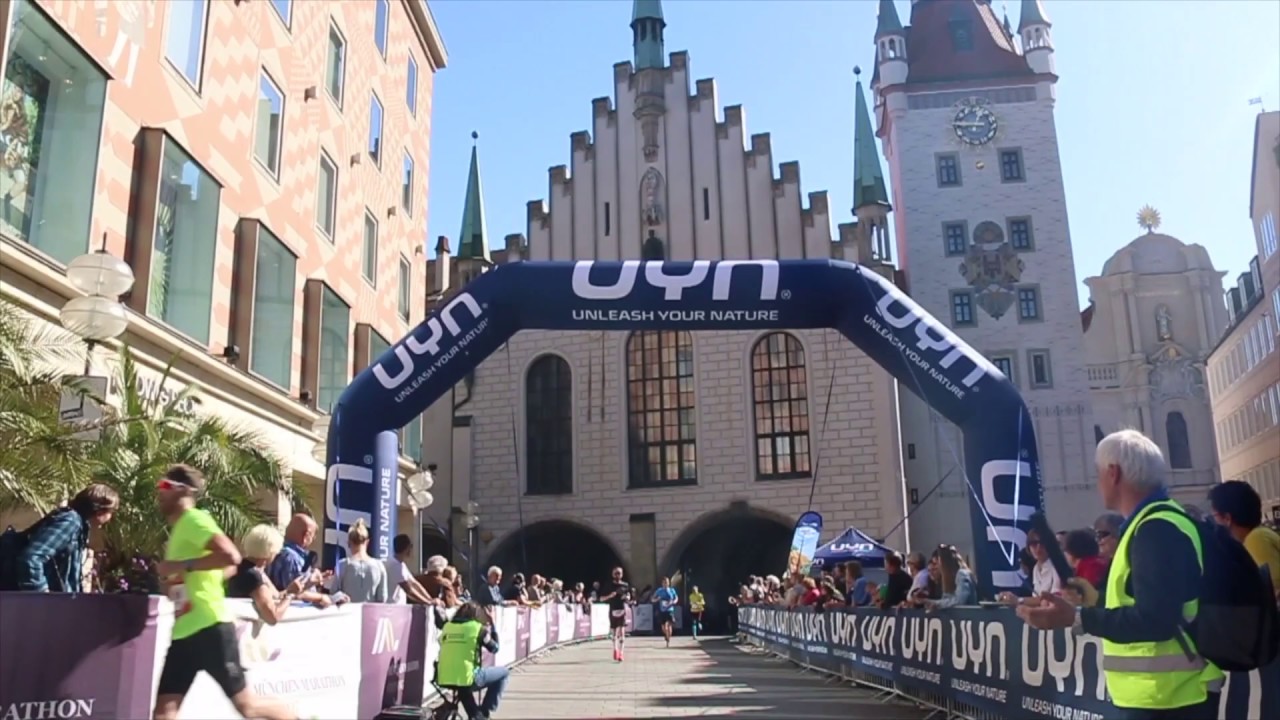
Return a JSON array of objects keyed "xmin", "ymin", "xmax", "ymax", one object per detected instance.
[
  {"xmin": 398, "ymin": 258, "xmax": 411, "ymax": 321},
  {"xmin": 317, "ymin": 288, "xmax": 350, "ymax": 411},
  {"xmin": 402, "ymin": 153, "xmax": 414, "ymax": 214},
  {"xmin": 374, "ymin": 0, "xmax": 390, "ymax": 57},
  {"xmin": 369, "ymin": 94, "xmax": 383, "ymax": 165},
  {"xmin": 254, "ymin": 73, "xmax": 284, "ymax": 176},
  {"xmin": 150, "ymin": 139, "xmax": 219, "ymax": 343},
  {"xmin": 1, "ymin": 0, "xmax": 107, "ymax": 263},
  {"xmin": 362, "ymin": 212, "xmax": 378, "ymax": 284},
  {"xmin": 165, "ymin": 0, "xmax": 209, "ymax": 86},
  {"xmin": 403, "ymin": 413, "xmax": 423, "ymax": 463},
  {"xmin": 316, "ymin": 154, "xmax": 337, "ymax": 236},
  {"xmin": 325, "ymin": 26, "xmax": 345, "ymax": 104},
  {"xmin": 270, "ymin": 0, "xmax": 291, "ymax": 25},
  {"xmin": 250, "ymin": 227, "xmax": 296, "ymax": 387},
  {"xmin": 406, "ymin": 56, "xmax": 418, "ymax": 115}
]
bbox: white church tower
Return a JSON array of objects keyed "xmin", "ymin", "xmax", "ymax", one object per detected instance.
[{"xmin": 873, "ymin": 0, "xmax": 1097, "ymax": 545}]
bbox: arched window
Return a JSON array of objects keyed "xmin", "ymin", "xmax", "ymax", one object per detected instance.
[
  {"xmin": 1166, "ymin": 412, "xmax": 1192, "ymax": 469},
  {"xmin": 525, "ymin": 355, "xmax": 573, "ymax": 495},
  {"xmin": 751, "ymin": 333, "xmax": 812, "ymax": 480},
  {"xmin": 626, "ymin": 330, "xmax": 697, "ymax": 487}
]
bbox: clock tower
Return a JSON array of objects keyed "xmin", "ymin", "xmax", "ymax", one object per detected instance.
[{"xmin": 872, "ymin": 0, "xmax": 1098, "ymax": 547}]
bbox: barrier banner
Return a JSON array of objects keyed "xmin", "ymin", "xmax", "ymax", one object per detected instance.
[
  {"xmin": 738, "ymin": 606, "xmax": 1279, "ymax": 720},
  {"xmin": 557, "ymin": 605, "xmax": 575, "ymax": 644},
  {"xmin": 575, "ymin": 606, "xmax": 592, "ymax": 639},
  {"xmin": 530, "ymin": 604, "xmax": 548, "ymax": 654},
  {"xmin": 356, "ymin": 605, "xmax": 426, "ymax": 719},
  {"xmin": 0, "ymin": 593, "xmax": 161, "ymax": 720},
  {"xmin": 545, "ymin": 604, "xmax": 559, "ymax": 649},
  {"xmin": 632, "ymin": 603, "xmax": 653, "ymax": 633},
  {"xmin": 786, "ymin": 511, "xmax": 823, "ymax": 577},
  {"xmin": 514, "ymin": 607, "xmax": 531, "ymax": 661},
  {"xmin": 494, "ymin": 606, "xmax": 518, "ymax": 667}
]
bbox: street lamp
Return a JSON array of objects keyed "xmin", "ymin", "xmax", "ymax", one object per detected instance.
[
  {"xmin": 59, "ymin": 241, "xmax": 135, "ymax": 372},
  {"xmin": 464, "ymin": 500, "xmax": 481, "ymax": 595}
]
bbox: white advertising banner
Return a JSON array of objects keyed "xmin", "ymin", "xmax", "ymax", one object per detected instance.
[
  {"xmin": 176, "ymin": 601, "xmax": 361, "ymax": 720},
  {"xmin": 529, "ymin": 606, "xmax": 547, "ymax": 654},
  {"xmin": 590, "ymin": 603, "xmax": 609, "ymax": 636},
  {"xmin": 557, "ymin": 605, "xmax": 575, "ymax": 644},
  {"xmin": 493, "ymin": 607, "xmax": 518, "ymax": 667}
]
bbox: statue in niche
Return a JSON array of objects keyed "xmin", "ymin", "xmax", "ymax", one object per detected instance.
[
  {"xmin": 640, "ymin": 167, "xmax": 664, "ymax": 226},
  {"xmin": 1156, "ymin": 304, "xmax": 1173, "ymax": 341}
]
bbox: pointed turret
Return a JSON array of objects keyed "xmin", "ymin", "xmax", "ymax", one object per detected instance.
[
  {"xmin": 851, "ymin": 68, "xmax": 893, "ymax": 264},
  {"xmin": 631, "ymin": 0, "xmax": 666, "ymax": 71},
  {"xmin": 874, "ymin": 0, "xmax": 908, "ymax": 86},
  {"xmin": 1018, "ymin": 0, "xmax": 1054, "ymax": 74},
  {"xmin": 456, "ymin": 132, "xmax": 490, "ymax": 262}
]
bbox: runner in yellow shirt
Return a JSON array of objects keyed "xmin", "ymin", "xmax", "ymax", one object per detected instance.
[
  {"xmin": 151, "ymin": 464, "xmax": 295, "ymax": 720},
  {"xmin": 688, "ymin": 586, "xmax": 706, "ymax": 639}
]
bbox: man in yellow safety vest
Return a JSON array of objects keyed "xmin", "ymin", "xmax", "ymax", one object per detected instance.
[{"xmin": 1019, "ymin": 430, "xmax": 1223, "ymax": 718}]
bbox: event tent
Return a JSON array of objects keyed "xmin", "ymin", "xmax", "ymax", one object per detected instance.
[{"xmin": 813, "ymin": 527, "xmax": 896, "ymax": 569}]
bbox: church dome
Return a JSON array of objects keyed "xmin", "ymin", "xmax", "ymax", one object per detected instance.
[{"xmin": 1100, "ymin": 232, "xmax": 1218, "ymax": 276}]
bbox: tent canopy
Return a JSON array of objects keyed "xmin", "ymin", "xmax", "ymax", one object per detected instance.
[{"xmin": 813, "ymin": 527, "xmax": 896, "ymax": 569}]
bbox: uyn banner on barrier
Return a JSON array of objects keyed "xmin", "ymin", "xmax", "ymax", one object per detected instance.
[{"xmin": 738, "ymin": 605, "xmax": 1277, "ymax": 720}]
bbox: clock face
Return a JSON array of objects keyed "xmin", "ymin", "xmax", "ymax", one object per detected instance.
[{"xmin": 952, "ymin": 105, "xmax": 998, "ymax": 146}]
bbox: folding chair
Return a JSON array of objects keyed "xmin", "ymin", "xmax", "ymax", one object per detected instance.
[{"xmin": 429, "ymin": 662, "xmax": 476, "ymax": 720}]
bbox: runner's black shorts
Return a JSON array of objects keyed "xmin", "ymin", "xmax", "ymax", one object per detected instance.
[
  {"xmin": 157, "ymin": 622, "xmax": 246, "ymax": 698},
  {"xmin": 655, "ymin": 610, "xmax": 674, "ymax": 626},
  {"xmin": 609, "ymin": 608, "xmax": 627, "ymax": 629}
]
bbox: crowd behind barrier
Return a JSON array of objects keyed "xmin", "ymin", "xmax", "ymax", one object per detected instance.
[
  {"xmin": 737, "ymin": 605, "xmax": 1279, "ymax": 720},
  {"xmin": 0, "ymin": 593, "xmax": 617, "ymax": 720}
]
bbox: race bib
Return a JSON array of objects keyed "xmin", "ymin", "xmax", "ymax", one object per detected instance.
[
  {"xmin": 169, "ymin": 583, "xmax": 192, "ymax": 617},
  {"xmin": 611, "ymin": 609, "xmax": 625, "ymax": 618}
]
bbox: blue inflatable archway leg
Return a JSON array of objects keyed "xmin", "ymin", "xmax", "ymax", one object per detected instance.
[{"xmin": 323, "ymin": 260, "xmax": 1043, "ymax": 597}]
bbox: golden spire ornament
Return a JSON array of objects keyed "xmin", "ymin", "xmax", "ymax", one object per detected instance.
[{"xmin": 1137, "ymin": 205, "xmax": 1162, "ymax": 234}]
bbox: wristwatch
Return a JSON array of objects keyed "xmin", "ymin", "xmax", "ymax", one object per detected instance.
[
  {"xmin": 183, "ymin": 560, "xmax": 195, "ymax": 573},
  {"xmin": 1071, "ymin": 607, "xmax": 1083, "ymax": 635}
]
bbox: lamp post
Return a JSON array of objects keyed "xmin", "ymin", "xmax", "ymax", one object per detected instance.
[
  {"xmin": 464, "ymin": 500, "xmax": 481, "ymax": 596},
  {"xmin": 59, "ymin": 241, "xmax": 135, "ymax": 373}
]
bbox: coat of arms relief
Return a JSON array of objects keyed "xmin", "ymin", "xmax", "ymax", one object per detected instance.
[{"xmin": 957, "ymin": 221, "xmax": 1025, "ymax": 319}]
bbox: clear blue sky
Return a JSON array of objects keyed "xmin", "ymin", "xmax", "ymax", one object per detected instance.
[{"xmin": 424, "ymin": 0, "xmax": 1280, "ymax": 308}]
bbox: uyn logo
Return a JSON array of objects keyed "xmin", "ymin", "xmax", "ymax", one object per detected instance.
[
  {"xmin": 324, "ymin": 463, "xmax": 373, "ymax": 554},
  {"xmin": 572, "ymin": 260, "xmax": 780, "ymax": 301},
  {"xmin": 373, "ymin": 292, "xmax": 483, "ymax": 390},
  {"xmin": 874, "ymin": 290, "xmax": 1001, "ymax": 389},
  {"xmin": 981, "ymin": 459, "xmax": 1037, "ymax": 590},
  {"xmin": 372, "ymin": 616, "xmax": 400, "ymax": 654},
  {"xmin": 830, "ymin": 542, "xmax": 876, "ymax": 554}
]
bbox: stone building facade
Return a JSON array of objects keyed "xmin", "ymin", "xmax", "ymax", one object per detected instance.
[
  {"xmin": 1083, "ymin": 226, "xmax": 1228, "ymax": 506},
  {"xmin": 0, "ymin": 0, "xmax": 446, "ymax": 550},
  {"xmin": 872, "ymin": 0, "xmax": 1097, "ymax": 543},
  {"xmin": 421, "ymin": 1, "xmax": 907, "ymax": 592}
]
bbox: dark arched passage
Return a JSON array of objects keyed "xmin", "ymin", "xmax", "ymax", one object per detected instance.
[
  {"xmin": 418, "ymin": 525, "xmax": 451, "ymax": 567},
  {"xmin": 485, "ymin": 520, "xmax": 627, "ymax": 591},
  {"xmin": 662, "ymin": 507, "xmax": 792, "ymax": 634},
  {"xmin": 326, "ymin": 260, "xmax": 1044, "ymax": 599}
]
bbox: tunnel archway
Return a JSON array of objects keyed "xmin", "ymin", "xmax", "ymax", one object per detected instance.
[
  {"xmin": 485, "ymin": 520, "xmax": 628, "ymax": 591},
  {"xmin": 661, "ymin": 506, "xmax": 793, "ymax": 634},
  {"xmin": 418, "ymin": 525, "xmax": 451, "ymax": 569}
]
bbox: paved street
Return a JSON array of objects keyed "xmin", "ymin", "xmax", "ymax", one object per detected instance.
[{"xmin": 490, "ymin": 637, "xmax": 931, "ymax": 719}]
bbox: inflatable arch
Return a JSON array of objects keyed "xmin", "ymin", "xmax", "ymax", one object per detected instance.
[{"xmin": 323, "ymin": 260, "xmax": 1043, "ymax": 596}]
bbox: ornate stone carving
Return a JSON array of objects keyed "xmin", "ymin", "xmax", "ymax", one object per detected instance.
[
  {"xmin": 1156, "ymin": 304, "xmax": 1173, "ymax": 341},
  {"xmin": 1148, "ymin": 344, "xmax": 1205, "ymax": 404},
  {"xmin": 958, "ymin": 221, "xmax": 1024, "ymax": 319},
  {"xmin": 640, "ymin": 167, "xmax": 664, "ymax": 226}
]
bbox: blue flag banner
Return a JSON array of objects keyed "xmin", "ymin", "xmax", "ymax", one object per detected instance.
[
  {"xmin": 323, "ymin": 259, "xmax": 1044, "ymax": 592},
  {"xmin": 786, "ymin": 511, "xmax": 824, "ymax": 577},
  {"xmin": 738, "ymin": 606, "xmax": 1276, "ymax": 720}
]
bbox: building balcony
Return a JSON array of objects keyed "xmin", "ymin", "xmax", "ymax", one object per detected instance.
[{"xmin": 1087, "ymin": 364, "xmax": 1120, "ymax": 389}]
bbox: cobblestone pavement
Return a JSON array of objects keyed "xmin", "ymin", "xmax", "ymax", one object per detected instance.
[{"xmin": 488, "ymin": 636, "xmax": 932, "ymax": 719}]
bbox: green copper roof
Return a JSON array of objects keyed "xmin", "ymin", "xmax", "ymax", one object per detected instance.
[
  {"xmin": 1018, "ymin": 0, "xmax": 1051, "ymax": 32},
  {"xmin": 456, "ymin": 133, "xmax": 489, "ymax": 261},
  {"xmin": 852, "ymin": 74, "xmax": 890, "ymax": 211},
  {"xmin": 631, "ymin": 0, "xmax": 666, "ymax": 70},
  {"xmin": 875, "ymin": 0, "xmax": 903, "ymax": 38}
]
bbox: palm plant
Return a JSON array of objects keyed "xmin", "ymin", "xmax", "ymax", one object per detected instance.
[
  {"xmin": 90, "ymin": 346, "xmax": 293, "ymax": 590},
  {"xmin": 0, "ymin": 296, "xmax": 95, "ymax": 514}
]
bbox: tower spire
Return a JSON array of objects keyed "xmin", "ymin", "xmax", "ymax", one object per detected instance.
[
  {"xmin": 852, "ymin": 69, "xmax": 890, "ymax": 212},
  {"xmin": 456, "ymin": 131, "xmax": 489, "ymax": 261},
  {"xmin": 631, "ymin": 0, "xmax": 666, "ymax": 70},
  {"xmin": 874, "ymin": 0, "xmax": 903, "ymax": 38}
]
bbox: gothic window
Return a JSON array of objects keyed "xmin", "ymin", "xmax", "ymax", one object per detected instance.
[
  {"xmin": 1017, "ymin": 286, "xmax": 1042, "ymax": 321},
  {"xmin": 1008, "ymin": 218, "xmax": 1034, "ymax": 250},
  {"xmin": 951, "ymin": 290, "xmax": 975, "ymax": 326},
  {"xmin": 936, "ymin": 154, "xmax": 961, "ymax": 187},
  {"xmin": 943, "ymin": 222, "xmax": 968, "ymax": 256},
  {"xmin": 642, "ymin": 233, "xmax": 666, "ymax": 260},
  {"xmin": 626, "ymin": 331, "xmax": 697, "ymax": 487},
  {"xmin": 1166, "ymin": 412, "xmax": 1192, "ymax": 469},
  {"xmin": 751, "ymin": 333, "xmax": 812, "ymax": 480},
  {"xmin": 525, "ymin": 354, "xmax": 573, "ymax": 495},
  {"xmin": 1000, "ymin": 149, "xmax": 1025, "ymax": 182}
]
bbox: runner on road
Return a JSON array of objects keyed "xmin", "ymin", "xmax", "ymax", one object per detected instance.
[
  {"xmin": 688, "ymin": 585, "xmax": 705, "ymax": 639},
  {"xmin": 652, "ymin": 577, "xmax": 678, "ymax": 647},
  {"xmin": 599, "ymin": 567, "xmax": 631, "ymax": 662},
  {"xmin": 151, "ymin": 464, "xmax": 295, "ymax": 720}
]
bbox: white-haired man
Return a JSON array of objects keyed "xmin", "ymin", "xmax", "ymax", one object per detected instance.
[{"xmin": 1019, "ymin": 429, "xmax": 1222, "ymax": 718}]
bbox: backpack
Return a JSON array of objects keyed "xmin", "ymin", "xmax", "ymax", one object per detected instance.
[{"xmin": 1160, "ymin": 508, "xmax": 1280, "ymax": 672}]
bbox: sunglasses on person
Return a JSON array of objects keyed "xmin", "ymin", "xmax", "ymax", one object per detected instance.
[
  {"xmin": 155, "ymin": 479, "xmax": 189, "ymax": 492},
  {"xmin": 1095, "ymin": 530, "xmax": 1112, "ymax": 540}
]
